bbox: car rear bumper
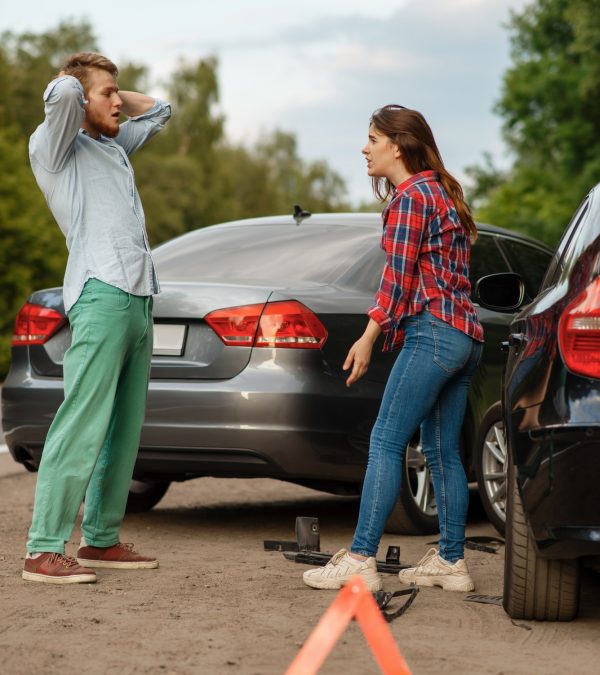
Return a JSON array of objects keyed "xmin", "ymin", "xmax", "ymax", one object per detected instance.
[
  {"xmin": 517, "ymin": 427, "xmax": 600, "ymax": 558},
  {"xmin": 2, "ymin": 352, "xmax": 379, "ymax": 486}
]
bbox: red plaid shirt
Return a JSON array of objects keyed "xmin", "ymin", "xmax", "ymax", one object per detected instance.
[{"xmin": 368, "ymin": 170, "xmax": 484, "ymax": 352}]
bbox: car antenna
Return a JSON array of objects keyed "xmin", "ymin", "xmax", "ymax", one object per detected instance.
[{"xmin": 293, "ymin": 204, "xmax": 312, "ymax": 225}]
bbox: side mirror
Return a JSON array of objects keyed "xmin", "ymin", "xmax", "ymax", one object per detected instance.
[{"xmin": 474, "ymin": 272, "xmax": 525, "ymax": 312}]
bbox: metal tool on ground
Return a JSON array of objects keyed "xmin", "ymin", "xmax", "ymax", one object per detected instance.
[
  {"xmin": 464, "ymin": 594, "xmax": 503, "ymax": 606},
  {"xmin": 264, "ymin": 516, "xmax": 320, "ymax": 552},
  {"xmin": 374, "ymin": 586, "xmax": 419, "ymax": 622},
  {"xmin": 264, "ymin": 517, "xmax": 410, "ymax": 573},
  {"xmin": 282, "ymin": 548, "xmax": 410, "ymax": 574}
]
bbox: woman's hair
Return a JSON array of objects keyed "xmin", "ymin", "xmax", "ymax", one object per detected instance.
[
  {"xmin": 370, "ymin": 104, "xmax": 477, "ymax": 238},
  {"xmin": 59, "ymin": 52, "xmax": 118, "ymax": 93}
]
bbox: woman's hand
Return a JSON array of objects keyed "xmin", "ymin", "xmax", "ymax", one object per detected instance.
[
  {"xmin": 343, "ymin": 336, "xmax": 373, "ymax": 387},
  {"xmin": 343, "ymin": 319, "xmax": 382, "ymax": 387}
]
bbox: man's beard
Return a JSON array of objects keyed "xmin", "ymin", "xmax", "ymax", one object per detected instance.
[{"xmin": 86, "ymin": 109, "xmax": 120, "ymax": 138}]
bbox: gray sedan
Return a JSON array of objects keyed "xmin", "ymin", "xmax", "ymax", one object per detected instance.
[{"xmin": 2, "ymin": 211, "xmax": 553, "ymax": 534}]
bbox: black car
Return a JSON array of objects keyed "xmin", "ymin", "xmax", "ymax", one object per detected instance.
[
  {"xmin": 476, "ymin": 183, "xmax": 600, "ymax": 620},
  {"xmin": 2, "ymin": 212, "xmax": 552, "ymax": 535}
]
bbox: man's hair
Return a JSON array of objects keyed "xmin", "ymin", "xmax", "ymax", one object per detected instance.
[{"xmin": 60, "ymin": 52, "xmax": 118, "ymax": 92}]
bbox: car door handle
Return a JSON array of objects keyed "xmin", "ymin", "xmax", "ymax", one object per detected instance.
[
  {"xmin": 501, "ymin": 333, "xmax": 525, "ymax": 352},
  {"xmin": 509, "ymin": 333, "xmax": 525, "ymax": 346}
]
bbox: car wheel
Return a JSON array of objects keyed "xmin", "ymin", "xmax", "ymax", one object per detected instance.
[
  {"xmin": 385, "ymin": 440, "xmax": 439, "ymax": 535},
  {"xmin": 503, "ymin": 456, "xmax": 580, "ymax": 621},
  {"xmin": 126, "ymin": 480, "xmax": 171, "ymax": 513},
  {"xmin": 475, "ymin": 404, "xmax": 507, "ymax": 535}
]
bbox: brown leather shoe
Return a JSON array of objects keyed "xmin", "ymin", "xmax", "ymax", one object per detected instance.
[
  {"xmin": 76, "ymin": 542, "xmax": 159, "ymax": 569},
  {"xmin": 22, "ymin": 553, "xmax": 97, "ymax": 584}
]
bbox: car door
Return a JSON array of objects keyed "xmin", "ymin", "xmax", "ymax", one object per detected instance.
[{"xmin": 503, "ymin": 197, "xmax": 591, "ymax": 462}]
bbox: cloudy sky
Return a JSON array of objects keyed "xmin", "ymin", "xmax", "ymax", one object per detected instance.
[{"xmin": 3, "ymin": 0, "xmax": 530, "ymax": 204}]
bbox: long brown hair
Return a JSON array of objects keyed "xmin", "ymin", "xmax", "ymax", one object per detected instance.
[{"xmin": 370, "ymin": 105, "xmax": 477, "ymax": 239}]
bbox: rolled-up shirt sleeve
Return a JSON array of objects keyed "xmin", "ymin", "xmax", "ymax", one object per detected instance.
[
  {"xmin": 29, "ymin": 75, "xmax": 86, "ymax": 173},
  {"xmin": 368, "ymin": 191, "xmax": 428, "ymax": 341},
  {"xmin": 116, "ymin": 99, "xmax": 172, "ymax": 156}
]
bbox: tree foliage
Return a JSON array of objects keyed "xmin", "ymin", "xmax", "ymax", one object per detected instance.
[
  {"xmin": 467, "ymin": 0, "xmax": 600, "ymax": 244},
  {"xmin": 0, "ymin": 21, "xmax": 349, "ymax": 377}
]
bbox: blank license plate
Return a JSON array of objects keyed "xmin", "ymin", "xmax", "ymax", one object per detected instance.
[{"xmin": 153, "ymin": 324, "xmax": 187, "ymax": 356}]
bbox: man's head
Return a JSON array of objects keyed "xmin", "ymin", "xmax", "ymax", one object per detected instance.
[{"xmin": 60, "ymin": 52, "xmax": 121, "ymax": 139}]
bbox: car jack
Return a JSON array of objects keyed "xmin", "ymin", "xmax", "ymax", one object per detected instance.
[
  {"xmin": 264, "ymin": 517, "xmax": 410, "ymax": 574},
  {"xmin": 264, "ymin": 516, "xmax": 321, "ymax": 552}
]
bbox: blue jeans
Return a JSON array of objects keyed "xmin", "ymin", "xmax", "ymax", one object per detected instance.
[{"xmin": 351, "ymin": 310, "xmax": 483, "ymax": 563}]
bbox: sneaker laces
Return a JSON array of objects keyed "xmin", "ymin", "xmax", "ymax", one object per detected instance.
[
  {"xmin": 325, "ymin": 549, "xmax": 349, "ymax": 568},
  {"xmin": 116, "ymin": 543, "xmax": 135, "ymax": 552},
  {"xmin": 48, "ymin": 553, "xmax": 79, "ymax": 568},
  {"xmin": 412, "ymin": 547, "xmax": 439, "ymax": 572}
]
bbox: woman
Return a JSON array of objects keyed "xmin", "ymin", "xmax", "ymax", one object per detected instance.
[{"xmin": 303, "ymin": 105, "xmax": 484, "ymax": 593}]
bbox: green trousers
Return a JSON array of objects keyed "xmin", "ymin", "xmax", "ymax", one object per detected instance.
[{"xmin": 27, "ymin": 279, "xmax": 153, "ymax": 553}]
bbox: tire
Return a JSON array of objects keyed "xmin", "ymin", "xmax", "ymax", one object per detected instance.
[
  {"xmin": 385, "ymin": 440, "xmax": 439, "ymax": 535},
  {"xmin": 503, "ymin": 456, "xmax": 580, "ymax": 621},
  {"xmin": 126, "ymin": 480, "xmax": 171, "ymax": 513},
  {"xmin": 475, "ymin": 404, "xmax": 507, "ymax": 535}
]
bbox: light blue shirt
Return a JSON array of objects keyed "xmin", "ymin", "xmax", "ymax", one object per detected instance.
[{"xmin": 29, "ymin": 75, "xmax": 171, "ymax": 312}]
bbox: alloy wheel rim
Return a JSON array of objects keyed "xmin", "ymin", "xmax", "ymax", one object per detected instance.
[
  {"xmin": 481, "ymin": 421, "xmax": 507, "ymax": 522},
  {"xmin": 406, "ymin": 442, "xmax": 437, "ymax": 517}
]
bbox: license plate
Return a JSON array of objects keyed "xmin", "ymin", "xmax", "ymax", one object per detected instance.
[{"xmin": 153, "ymin": 324, "xmax": 187, "ymax": 356}]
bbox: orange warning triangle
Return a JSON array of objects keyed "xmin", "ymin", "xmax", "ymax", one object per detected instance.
[{"xmin": 285, "ymin": 575, "xmax": 412, "ymax": 675}]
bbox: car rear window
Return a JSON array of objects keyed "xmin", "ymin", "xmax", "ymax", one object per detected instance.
[
  {"xmin": 153, "ymin": 223, "xmax": 378, "ymax": 284},
  {"xmin": 498, "ymin": 239, "xmax": 553, "ymax": 299},
  {"xmin": 469, "ymin": 234, "xmax": 510, "ymax": 283}
]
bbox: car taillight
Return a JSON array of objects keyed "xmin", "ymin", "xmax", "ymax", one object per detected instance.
[
  {"xmin": 204, "ymin": 303, "xmax": 262, "ymax": 346},
  {"xmin": 12, "ymin": 302, "xmax": 66, "ymax": 346},
  {"xmin": 205, "ymin": 300, "xmax": 327, "ymax": 349},
  {"xmin": 558, "ymin": 276, "xmax": 600, "ymax": 378},
  {"xmin": 255, "ymin": 300, "xmax": 328, "ymax": 349}
]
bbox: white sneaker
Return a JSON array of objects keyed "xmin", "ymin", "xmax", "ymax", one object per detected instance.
[
  {"xmin": 302, "ymin": 548, "xmax": 382, "ymax": 591},
  {"xmin": 398, "ymin": 547, "xmax": 475, "ymax": 592}
]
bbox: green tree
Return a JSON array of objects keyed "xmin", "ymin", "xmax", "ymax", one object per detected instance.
[
  {"xmin": 0, "ymin": 20, "xmax": 98, "ymax": 137},
  {"xmin": 219, "ymin": 130, "xmax": 350, "ymax": 222},
  {"xmin": 467, "ymin": 0, "xmax": 600, "ymax": 244},
  {"xmin": 133, "ymin": 56, "xmax": 231, "ymax": 239},
  {"xmin": 0, "ymin": 128, "xmax": 67, "ymax": 375},
  {"xmin": 136, "ymin": 67, "xmax": 350, "ymax": 243},
  {"xmin": 0, "ymin": 21, "xmax": 98, "ymax": 376}
]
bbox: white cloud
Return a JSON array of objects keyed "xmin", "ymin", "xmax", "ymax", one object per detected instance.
[{"xmin": 331, "ymin": 44, "xmax": 415, "ymax": 75}]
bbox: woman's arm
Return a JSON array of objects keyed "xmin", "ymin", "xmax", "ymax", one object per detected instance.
[
  {"xmin": 368, "ymin": 192, "xmax": 429, "ymax": 332},
  {"xmin": 343, "ymin": 318, "xmax": 382, "ymax": 387}
]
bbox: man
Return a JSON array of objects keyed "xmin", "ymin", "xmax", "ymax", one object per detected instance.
[{"xmin": 22, "ymin": 52, "xmax": 171, "ymax": 584}]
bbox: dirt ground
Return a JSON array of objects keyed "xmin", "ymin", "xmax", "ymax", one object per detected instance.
[{"xmin": 1, "ymin": 454, "xmax": 599, "ymax": 675}]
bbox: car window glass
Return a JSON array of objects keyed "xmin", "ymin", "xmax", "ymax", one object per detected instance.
[
  {"xmin": 469, "ymin": 234, "xmax": 510, "ymax": 284},
  {"xmin": 541, "ymin": 198, "xmax": 590, "ymax": 288},
  {"xmin": 153, "ymin": 223, "xmax": 378, "ymax": 285},
  {"xmin": 498, "ymin": 239, "xmax": 553, "ymax": 299},
  {"xmin": 558, "ymin": 195, "xmax": 600, "ymax": 282},
  {"xmin": 338, "ymin": 246, "xmax": 386, "ymax": 293}
]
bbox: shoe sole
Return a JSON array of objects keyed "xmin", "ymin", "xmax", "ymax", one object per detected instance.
[
  {"xmin": 412, "ymin": 574, "xmax": 474, "ymax": 592},
  {"xmin": 303, "ymin": 573, "xmax": 382, "ymax": 592},
  {"xmin": 22, "ymin": 570, "xmax": 97, "ymax": 584},
  {"xmin": 76, "ymin": 558, "xmax": 159, "ymax": 569}
]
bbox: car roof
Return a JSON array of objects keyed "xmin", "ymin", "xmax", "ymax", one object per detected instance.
[{"xmin": 207, "ymin": 212, "xmax": 553, "ymax": 252}]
